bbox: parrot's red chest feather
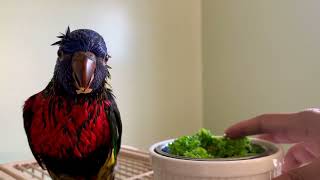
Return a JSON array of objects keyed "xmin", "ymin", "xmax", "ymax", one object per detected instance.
[{"xmin": 26, "ymin": 93, "xmax": 111, "ymax": 159}]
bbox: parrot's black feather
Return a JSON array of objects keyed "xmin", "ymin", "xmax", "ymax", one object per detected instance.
[
  {"xmin": 51, "ymin": 28, "xmax": 107, "ymax": 58},
  {"xmin": 23, "ymin": 95, "xmax": 35, "ymax": 133},
  {"xmin": 66, "ymin": 26, "xmax": 71, "ymax": 36},
  {"xmin": 51, "ymin": 41, "xmax": 61, "ymax": 46},
  {"xmin": 41, "ymin": 144, "xmax": 110, "ymax": 177},
  {"xmin": 51, "ymin": 27, "xmax": 71, "ymax": 46},
  {"xmin": 106, "ymin": 91, "xmax": 122, "ymax": 156}
]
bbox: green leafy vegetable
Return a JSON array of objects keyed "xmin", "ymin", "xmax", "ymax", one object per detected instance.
[
  {"xmin": 184, "ymin": 147, "xmax": 211, "ymax": 158},
  {"xmin": 168, "ymin": 128, "xmax": 264, "ymax": 159}
]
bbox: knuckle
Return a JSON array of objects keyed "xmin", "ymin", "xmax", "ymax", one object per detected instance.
[
  {"xmin": 300, "ymin": 108, "xmax": 320, "ymax": 117},
  {"xmin": 297, "ymin": 109, "xmax": 320, "ymax": 135},
  {"xmin": 295, "ymin": 111, "xmax": 314, "ymax": 138},
  {"xmin": 296, "ymin": 110, "xmax": 311, "ymax": 118},
  {"xmin": 306, "ymin": 108, "xmax": 320, "ymax": 113}
]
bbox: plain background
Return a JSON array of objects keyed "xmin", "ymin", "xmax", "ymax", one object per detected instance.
[
  {"xmin": 1, "ymin": 0, "xmax": 320, "ymax": 163},
  {"xmin": 0, "ymin": 0, "xmax": 202, "ymax": 163},
  {"xmin": 203, "ymin": 0, "xmax": 320, "ymax": 134}
]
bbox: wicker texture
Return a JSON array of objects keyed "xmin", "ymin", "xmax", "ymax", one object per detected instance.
[{"xmin": 0, "ymin": 146, "xmax": 153, "ymax": 180}]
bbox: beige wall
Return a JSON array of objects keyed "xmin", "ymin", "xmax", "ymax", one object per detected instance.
[
  {"xmin": 203, "ymin": 0, "xmax": 320, "ymax": 134},
  {"xmin": 0, "ymin": 0, "xmax": 202, "ymax": 163},
  {"xmin": 4, "ymin": 0, "xmax": 317, "ymax": 164}
]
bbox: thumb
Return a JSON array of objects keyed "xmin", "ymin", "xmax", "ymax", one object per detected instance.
[{"xmin": 273, "ymin": 158, "xmax": 320, "ymax": 180}]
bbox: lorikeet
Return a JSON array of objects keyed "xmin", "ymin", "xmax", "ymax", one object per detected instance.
[{"xmin": 23, "ymin": 27, "xmax": 122, "ymax": 180}]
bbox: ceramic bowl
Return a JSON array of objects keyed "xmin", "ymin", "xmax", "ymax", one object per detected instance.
[{"xmin": 149, "ymin": 138, "xmax": 284, "ymax": 180}]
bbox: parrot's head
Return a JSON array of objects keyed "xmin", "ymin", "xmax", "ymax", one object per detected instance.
[{"xmin": 52, "ymin": 27, "xmax": 110, "ymax": 95}]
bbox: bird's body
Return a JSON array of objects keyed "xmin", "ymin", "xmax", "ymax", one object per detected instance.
[{"xmin": 23, "ymin": 28, "xmax": 121, "ymax": 180}]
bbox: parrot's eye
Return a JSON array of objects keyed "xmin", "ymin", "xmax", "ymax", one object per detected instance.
[
  {"xmin": 103, "ymin": 54, "xmax": 111, "ymax": 66},
  {"xmin": 57, "ymin": 50, "xmax": 63, "ymax": 60}
]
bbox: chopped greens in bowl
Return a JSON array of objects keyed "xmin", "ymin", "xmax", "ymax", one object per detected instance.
[{"xmin": 167, "ymin": 128, "xmax": 265, "ymax": 159}]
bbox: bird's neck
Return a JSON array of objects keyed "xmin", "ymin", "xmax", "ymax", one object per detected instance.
[{"xmin": 43, "ymin": 79, "xmax": 111, "ymax": 102}]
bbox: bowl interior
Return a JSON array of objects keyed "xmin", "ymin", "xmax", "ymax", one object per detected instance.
[{"xmin": 154, "ymin": 139, "xmax": 277, "ymax": 161}]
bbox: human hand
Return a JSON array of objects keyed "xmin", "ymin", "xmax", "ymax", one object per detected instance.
[{"xmin": 225, "ymin": 109, "xmax": 320, "ymax": 179}]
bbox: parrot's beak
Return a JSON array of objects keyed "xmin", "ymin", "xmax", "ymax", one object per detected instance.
[{"xmin": 72, "ymin": 52, "xmax": 96, "ymax": 94}]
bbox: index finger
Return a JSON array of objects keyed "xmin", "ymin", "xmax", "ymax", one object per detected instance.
[{"xmin": 225, "ymin": 113, "xmax": 299, "ymax": 138}]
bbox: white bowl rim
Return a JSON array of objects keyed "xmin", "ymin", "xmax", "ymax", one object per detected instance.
[
  {"xmin": 150, "ymin": 138, "xmax": 283, "ymax": 163},
  {"xmin": 149, "ymin": 138, "xmax": 284, "ymax": 177}
]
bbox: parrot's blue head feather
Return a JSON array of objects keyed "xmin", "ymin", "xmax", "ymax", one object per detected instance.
[
  {"xmin": 52, "ymin": 27, "xmax": 108, "ymax": 58},
  {"xmin": 51, "ymin": 27, "xmax": 110, "ymax": 96}
]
